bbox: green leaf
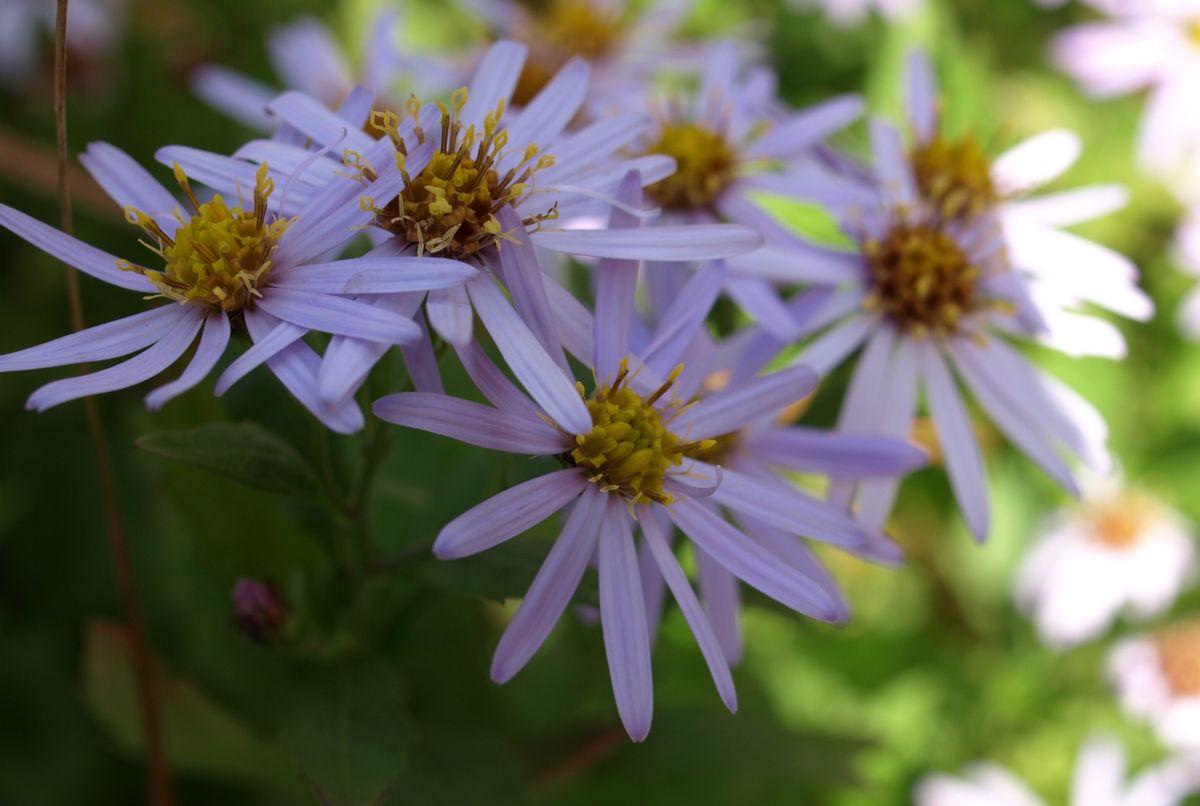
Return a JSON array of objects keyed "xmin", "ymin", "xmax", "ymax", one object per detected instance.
[{"xmin": 135, "ymin": 422, "xmax": 318, "ymax": 496}]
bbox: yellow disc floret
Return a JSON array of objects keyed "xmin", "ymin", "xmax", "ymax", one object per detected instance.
[
  {"xmin": 569, "ymin": 360, "xmax": 712, "ymax": 505},
  {"xmin": 120, "ymin": 163, "xmax": 289, "ymax": 312},
  {"xmin": 512, "ymin": 0, "xmax": 626, "ymax": 106},
  {"xmin": 367, "ymin": 90, "xmax": 557, "ymax": 260},
  {"xmin": 863, "ymin": 221, "xmax": 988, "ymax": 335},
  {"xmin": 1156, "ymin": 621, "xmax": 1200, "ymax": 697},
  {"xmin": 645, "ymin": 122, "xmax": 739, "ymax": 211},
  {"xmin": 911, "ymin": 132, "xmax": 997, "ymax": 221}
]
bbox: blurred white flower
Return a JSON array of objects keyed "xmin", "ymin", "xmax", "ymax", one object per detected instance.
[
  {"xmin": 1050, "ymin": 0, "xmax": 1200, "ymax": 190},
  {"xmin": 915, "ymin": 735, "xmax": 1199, "ymax": 806},
  {"xmin": 1017, "ymin": 481, "xmax": 1196, "ymax": 648},
  {"xmin": 1111, "ymin": 621, "xmax": 1200, "ymax": 752},
  {"xmin": 789, "ymin": 0, "xmax": 922, "ymax": 26}
]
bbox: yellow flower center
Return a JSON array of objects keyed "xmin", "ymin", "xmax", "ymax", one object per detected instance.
[
  {"xmin": 1155, "ymin": 622, "xmax": 1200, "ymax": 697},
  {"xmin": 119, "ymin": 163, "xmax": 289, "ymax": 312},
  {"xmin": 511, "ymin": 0, "xmax": 626, "ymax": 106},
  {"xmin": 645, "ymin": 122, "xmax": 739, "ymax": 211},
  {"xmin": 1088, "ymin": 496, "xmax": 1154, "ymax": 550},
  {"xmin": 1187, "ymin": 20, "xmax": 1200, "ymax": 48},
  {"xmin": 366, "ymin": 89, "xmax": 557, "ymax": 260},
  {"xmin": 569, "ymin": 360, "xmax": 712, "ymax": 505},
  {"xmin": 863, "ymin": 221, "xmax": 988, "ymax": 335},
  {"xmin": 911, "ymin": 132, "xmax": 997, "ymax": 221}
]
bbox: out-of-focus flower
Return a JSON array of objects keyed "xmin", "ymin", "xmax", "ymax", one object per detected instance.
[
  {"xmin": 1173, "ymin": 208, "xmax": 1200, "ymax": 339},
  {"xmin": 751, "ymin": 51, "xmax": 1149, "ymax": 541},
  {"xmin": 373, "ymin": 177, "xmax": 865, "ymax": 741},
  {"xmin": 190, "ymin": 41, "xmax": 759, "ymax": 410},
  {"xmin": 0, "ymin": 143, "xmax": 469, "ymax": 432},
  {"xmin": 192, "ymin": 8, "xmax": 462, "ymax": 133},
  {"xmin": 632, "ymin": 40, "xmax": 862, "ymax": 341},
  {"xmin": 1016, "ymin": 478, "xmax": 1196, "ymax": 648},
  {"xmin": 231, "ymin": 578, "xmax": 289, "ymax": 643},
  {"xmin": 0, "ymin": 0, "xmax": 126, "ymax": 88},
  {"xmin": 1111, "ymin": 621, "xmax": 1200, "ymax": 751},
  {"xmin": 788, "ymin": 0, "xmax": 922, "ymax": 26},
  {"xmin": 1050, "ymin": 0, "xmax": 1200, "ymax": 186},
  {"xmin": 915, "ymin": 734, "xmax": 1199, "ymax": 806}
]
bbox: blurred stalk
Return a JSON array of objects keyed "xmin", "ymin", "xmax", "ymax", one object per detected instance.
[{"xmin": 54, "ymin": 2, "xmax": 173, "ymax": 804}]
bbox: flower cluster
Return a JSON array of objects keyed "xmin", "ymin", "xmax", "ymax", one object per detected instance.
[{"xmin": 0, "ymin": 1, "xmax": 1165, "ymax": 747}]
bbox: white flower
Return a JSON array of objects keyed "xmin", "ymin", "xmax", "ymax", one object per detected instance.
[
  {"xmin": 1111, "ymin": 622, "xmax": 1200, "ymax": 752},
  {"xmin": 1017, "ymin": 480, "xmax": 1196, "ymax": 648},
  {"xmin": 916, "ymin": 735, "xmax": 1200, "ymax": 806}
]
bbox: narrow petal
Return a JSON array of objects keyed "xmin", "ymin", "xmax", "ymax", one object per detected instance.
[
  {"xmin": 725, "ymin": 275, "xmax": 801, "ymax": 341},
  {"xmin": 264, "ymin": 91, "xmax": 375, "ymax": 155},
  {"xmin": 190, "ymin": 64, "xmax": 276, "ymax": 130},
  {"xmin": 641, "ymin": 261, "xmax": 725, "ymax": 377},
  {"xmin": 747, "ymin": 94, "xmax": 864, "ymax": 161},
  {"xmin": 746, "ymin": 427, "xmax": 928, "ymax": 477},
  {"xmin": 676, "ymin": 365, "xmax": 818, "ymax": 440},
  {"xmin": 919, "ymin": 341, "xmax": 990, "ymax": 541},
  {"xmin": 267, "ymin": 18, "xmax": 353, "ymax": 107},
  {"xmin": 905, "ymin": 51, "xmax": 938, "ymax": 143},
  {"xmin": 373, "ymin": 392, "xmax": 566, "ymax": 455},
  {"xmin": 398, "ymin": 309, "xmax": 444, "ymax": 394},
  {"xmin": 145, "ymin": 312, "xmax": 231, "ymax": 410},
  {"xmin": 467, "ymin": 274, "xmax": 592, "ymax": 435},
  {"xmin": 592, "ymin": 172, "xmax": 643, "ymax": 381},
  {"xmin": 461, "ymin": 40, "xmax": 527, "ymax": 126},
  {"xmin": 214, "ymin": 319, "xmax": 308, "ymax": 396},
  {"xmin": 869, "ymin": 118, "xmax": 917, "ymax": 208},
  {"xmin": 788, "ymin": 313, "xmax": 875, "ymax": 376},
  {"xmin": 505, "ymin": 56, "xmax": 589, "ymax": 151},
  {"xmin": 27, "ymin": 308, "xmax": 204, "ymax": 411},
  {"xmin": 426, "ymin": 283, "xmax": 474, "ymax": 347},
  {"xmin": 825, "ymin": 325, "xmax": 897, "ymax": 508},
  {"xmin": 431, "ymin": 469, "xmax": 585, "ymax": 559},
  {"xmin": 725, "ymin": 243, "xmax": 862, "ymax": 286},
  {"xmin": 256, "ymin": 288, "xmax": 421, "ymax": 344},
  {"xmin": 454, "ymin": 339, "xmax": 541, "ymax": 418},
  {"xmin": 317, "ymin": 293, "xmax": 425, "ymax": 408},
  {"xmin": 668, "ymin": 496, "xmax": 843, "ymax": 622},
  {"xmin": 493, "ymin": 206, "xmax": 569, "ymax": 372},
  {"xmin": 276, "ymin": 256, "xmax": 477, "ymax": 294},
  {"xmin": 734, "ymin": 510, "xmax": 849, "ymax": 619},
  {"xmin": 538, "ymin": 113, "xmax": 651, "ymax": 184},
  {"xmin": 598, "ymin": 499, "xmax": 654, "ymax": 741},
  {"xmin": 492, "ymin": 484, "xmax": 604, "ymax": 683},
  {"xmin": 0, "ymin": 204, "xmax": 155, "ymax": 293},
  {"xmin": 1004, "ymin": 185, "xmax": 1128, "ymax": 227},
  {"xmin": 991, "ymin": 130, "xmax": 1081, "ymax": 195},
  {"xmin": 0, "ymin": 306, "xmax": 180, "ymax": 371},
  {"xmin": 854, "ymin": 336, "xmax": 920, "ymax": 532},
  {"xmin": 533, "ymin": 224, "xmax": 762, "ymax": 261},
  {"xmin": 79, "ymin": 142, "xmax": 180, "ymax": 233},
  {"xmin": 695, "ymin": 543, "xmax": 743, "ymax": 666}
]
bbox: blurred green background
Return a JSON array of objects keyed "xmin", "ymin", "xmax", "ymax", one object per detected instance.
[{"xmin": 1, "ymin": 0, "xmax": 1197, "ymax": 803}]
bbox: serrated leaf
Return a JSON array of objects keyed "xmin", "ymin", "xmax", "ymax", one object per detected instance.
[{"xmin": 135, "ymin": 422, "xmax": 318, "ymax": 496}]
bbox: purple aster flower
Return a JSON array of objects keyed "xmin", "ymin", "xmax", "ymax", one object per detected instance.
[
  {"xmin": 742, "ymin": 51, "xmax": 1151, "ymax": 541},
  {"xmin": 191, "ymin": 8, "xmax": 463, "ymax": 134},
  {"xmin": 372, "ymin": 176, "xmax": 870, "ymax": 740},
  {"xmin": 179, "ymin": 41, "xmax": 761, "ymax": 415},
  {"xmin": 0, "ymin": 143, "xmax": 477, "ymax": 432},
  {"xmin": 1050, "ymin": 0, "xmax": 1200, "ymax": 185},
  {"xmin": 626, "ymin": 40, "xmax": 863, "ymax": 341}
]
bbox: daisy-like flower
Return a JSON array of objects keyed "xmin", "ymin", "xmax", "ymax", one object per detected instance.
[
  {"xmin": 630, "ymin": 41, "xmax": 863, "ymax": 341},
  {"xmin": 788, "ymin": 0, "xmax": 922, "ymax": 27},
  {"xmin": 1016, "ymin": 476, "xmax": 1196, "ymax": 649},
  {"xmin": 915, "ymin": 734, "xmax": 1200, "ymax": 806},
  {"xmin": 756, "ymin": 51, "xmax": 1151, "ymax": 541},
  {"xmin": 192, "ymin": 8, "xmax": 460, "ymax": 133},
  {"xmin": 1050, "ymin": 0, "xmax": 1200, "ymax": 183},
  {"xmin": 0, "ymin": 0, "xmax": 125, "ymax": 88},
  {"xmin": 1111, "ymin": 621, "xmax": 1200, "ymax": 751},
  {"xmin": 183, "ymin": 41, "xmax": 760, "ymax": 413},
  {"xmin": 372, "ymin": 176, "xmax": 876, "ymax": 740},
  {"xmin": 0, "ymin": 143, "xmax": 474, "ymax": 432}
]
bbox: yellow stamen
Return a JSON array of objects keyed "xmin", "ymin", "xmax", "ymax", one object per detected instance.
[
  {"xmin": 644, "ymin": 122, "xmax": 739, "ymax": 211},
  {"xmin": 911, "ymin": 132, "xmax": 997, "ymax": 222},
  {"xmin": 511, "ymin": 0, "xmax": 627, "ymax": 106}
]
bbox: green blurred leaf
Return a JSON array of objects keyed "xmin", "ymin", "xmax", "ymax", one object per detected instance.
[{"xmin": 135, "ymin": 422, "xmax": 318, "ymax": 496}]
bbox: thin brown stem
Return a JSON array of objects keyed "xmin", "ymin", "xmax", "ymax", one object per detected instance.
[{"xmin": 54, "ymin": 3, "xmax": 173, "ymax": 804}]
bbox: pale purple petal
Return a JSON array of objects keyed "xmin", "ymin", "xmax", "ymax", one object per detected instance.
[
  {"xmin": 492, "ymin": 484, "xmax": 604, "ymax": 683},
  {"xmin": 0, "ymin": 204, "xmax": 156, "ymax": 293},
  {"xmin": 264, "ymin": 90, "xmax": 375, "ymax": 155},
  {"xmin": 532, "ymin": 224, "xmax": 762, "ymax": 261},
  {"xmin": 505, "ymin": 56, "xmax": 589, "ymax": 151},
  {"xmin": 26, "ymin": 307, "xmax": 204, "ymax": 411},
  {"xmin": 317, "ymin": 293, "xmax": 425, "ymax": 407},
  {"xmin": 537, "ymin": 113, "xmax": 652, "ymax": 185},
  {"xmin": 79, "ymin": 142, "xmax": 180, "ymax": 233},
  {"xmin": 677, "ymin": 365, "xmax": 818, "ymax": 440},
  {"xmin": 454, "ymin": 339, "xmax": 541, "ymax": 418},
  {"xmin": 733, "ymin": 509, "xmax": 849, "ymax": 622},
  {"xmin": 825, "ymin": 324, "xmax": 897, "ymax": 508},
  {"xmin": 214, "ymin": 319, "xmax": 307, "ymax": 396},
  {"xmin": 725, "ymin": 243, "xmax": 862, "ymax": 285},
  {"xmin": 855, "ymin": 336, "xmax": 919, "ymax": 533},
  {"xmin": 0, "ymin": 305, "xmax": 181, "ymax": 371},
  {"xmin": 668, "ymin": 496, "xmax": 843, "ymax": 622},
  {"xmin": 493, "ymin": 207, "xmax": 569, "ymax": 372},
  {"xmin": 257, "ymin": 288, "xmax": 421, "ymax": 344},
  {"xmin": 426, "ymin": 283, "xmax": 474, "ymax": 347},
  {"xmin": 153, "ymin": 146, "xmax": 313, "ymax": 215},
  {"xmin": 747, "ymin": 95, "xmax": 864, "ymax": 161},
  {"xmin": 543, "ymin": 273, "xmax": 596, "ymax": 365},
  {"xmin": 461, "ymin": 40, "xmax": 527, "ymax": 127},
  {"xmin": 592, "ymin": 172, "xmax": 643, "ymax": 381},
  {"xmin": 190, "ymin": 64, "xmax": 276, "ymax": 130},
  {"xmin": 788, "ymin": 313, "xmax": 875, "ymax": 376},
  {"xmin": 746, "ymin": 427, "xmax": 928, "ymax": 477},
  {"xmin": 869, "ymin": 119, "xmax": 917, "ymax": 208},
  {"xmin": 373, "ymin": 392, "xmax": 567, "ymax": 455},
  {"xmin": 641, "ymin": 261, "xmax": 725, "ymax": 377},
  {"xmin": 919, "ymin": 341, "xmax": 989, "ymax": 541},
  {"xmin": 267, "ymin": 18, "xmax": 352, "ymax": 107},
  {"xmin": 398, "ymin": 310, "xmax": 444, "ymax": 394},
  {"xmin": 598, "ymin": 499, "xmax": 654, "ymax": 741},
  {"xmin": 145, "ymin": 312, "xmax": 231, "ymax": 410},
  {"xmin": 276, "ymin": 256, "xmax": 477, "ymax": 294},
  {"xmin": 641, "ymin": 510, "xmax": 737, "ymax": 712},
  {"xmin": 906, "ymin": 51, "xmax": 938, "ymax": 143},
  {"xmin": 431, "ymin": 468, "xmax": 585, "ymax": 559},
  {"xmin": 695, "ymin": 541, "xmax": 743, "ymax": 666},
  {"xmin": 725, "ymin": 275, "xmax": 801, "ymax": 341},
  {"xmin": 466, "ymin": 274, "xmax": 592, "ymax": 435}
]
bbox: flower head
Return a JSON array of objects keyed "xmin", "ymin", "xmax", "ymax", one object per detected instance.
[{"xmin": 1112, "ymin": 620, "xmax": 1200, "ymax": 751}]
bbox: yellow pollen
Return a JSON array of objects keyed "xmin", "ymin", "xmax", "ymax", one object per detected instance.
[
  {"xmin": 1087, "ymin": 495, "xmax": 1155, "ymax": 550},
  {"xmin": 911, "ymin": 132, "xmax": 998, "ymax": 221},
  {"xmin": 367, "ymin": 92, "xmax": 557, "ymax": 260},
  {"xmin": 568, "ymin": 360, "xmax": 710, "ymax": 505},
  {"xmin": 1155, "ymin": 621, "xmax": 1200, "ymax": 697},
  {"xmin": 512, "ymin": 0, "xmax": 626, "ymax": 106},
  {"xmin": 863, "ymin": 221, "xmax": 985, "ymax": 335},
  {"xmin": 119, "ymin": 163, "xmax": 289, "ymax": 312},
  {"xmin": 644, "ymin": 122, "xmax": 739, "ymax": 211}
]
